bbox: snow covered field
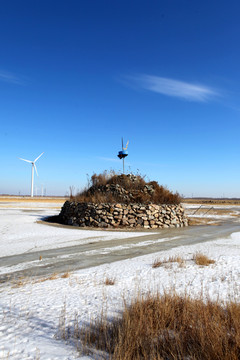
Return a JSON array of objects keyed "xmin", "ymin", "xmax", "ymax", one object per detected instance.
[
  {"xmin": 1, "ymin": 200, "xmax": 240, "ymax": 359},
  {"xmin": 0, "ymin": 208, "xmax": 150, "ymax": 258}
]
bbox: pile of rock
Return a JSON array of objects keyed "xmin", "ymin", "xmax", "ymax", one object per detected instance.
[
  {"xmin": 76, "ymin": 173, "xmax": 179, "ymax": 205},
  {"xmin": 82, "ymin": 174, "xmax": 154, "ymax": 203},
  {"xmin": 59, "ymin": 201, "xmax": 188, "ymax": 229}
]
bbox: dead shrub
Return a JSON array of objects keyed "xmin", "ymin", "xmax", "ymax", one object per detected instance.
[{"xmin": 194, "ymin": 252, "xmax": 215, "ymax": 266}]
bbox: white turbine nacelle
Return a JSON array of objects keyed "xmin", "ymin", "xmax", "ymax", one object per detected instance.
[{"xmin": 19, "ymin": 152, "xmax": 44, "ymax": 197}]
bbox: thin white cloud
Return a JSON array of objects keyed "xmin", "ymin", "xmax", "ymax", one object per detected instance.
[
  {"xmin": 123, "ymin": 74, "xmax": 219, "ymax": 102},
  {"xmin": 0, "ymin": 70, "xmax": 24, "ymax": 85}
]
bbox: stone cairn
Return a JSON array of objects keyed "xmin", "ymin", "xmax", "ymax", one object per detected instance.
[
  {"xmin": 59, "ymin": 201, "xmax": 188, "ymax": 229},
  {"xmin": 59, "ymin": 174, "xmax": 188, "ymax": 229}
]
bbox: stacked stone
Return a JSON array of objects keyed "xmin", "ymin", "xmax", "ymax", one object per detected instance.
[
  {"xmin": 59, "ymin": 201, "xmax": 188, "ymax": 229},
  {"xmin": 88, "ymin": 176, "xmax": 155, "ymax": 203}
]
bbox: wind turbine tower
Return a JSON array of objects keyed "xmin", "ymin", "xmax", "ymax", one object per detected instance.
[{"xmin": 19, "ymin": 152, "xmax": 44, "ymax": 197}]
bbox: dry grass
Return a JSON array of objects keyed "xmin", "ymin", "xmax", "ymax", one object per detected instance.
[
  {"xmin": 72, "ymin": 293, "xmax": 240, "ymax": 360},
  {"xmin": 11, "ymin": 271, "xmax": 71, "ymax": 288},
  {"xmin": 104, "ymin": 277, "xmax": 116, "ymax": 286},
  {"xmin": 61, "ymin": 272, "xmax": 71, "ymax": 279},
  {"xmin": 152, "ymin": 259, "xmax": 164, "ymax": 268},
  {"xmin": 152, "ymin": 256, "xmax": 185, "ymax": 268},
  {"xmin": 36, "ymin": 273, "xmax": 59, "ymax": 283},
  {"xmin": 36, "ymin": 271, "xmax": 72, "ymax": 283},
  {"xmin": 194, "ymin": 252, "xmax": 215, "ymax": 266},
  {"xmin": 183, "ymin": 198, "xmax": 240, "ymax": 205},
  {"xmin": 12, "ymin": 279, "xmax": 28, "ymax": 288}
]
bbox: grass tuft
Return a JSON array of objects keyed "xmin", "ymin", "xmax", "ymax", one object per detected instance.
[
  {"xmin": 104, "ymin": 277, "xmax": 116, "ymax": 286},
  {"xmin": 152, "ymin": 259, "xmax": 163, "ymax": 268},
  {"xmin": 194, "ymin": 252, "xmax": 215, "ymax": 266},
  {"xmin": 36, "ymin": 273, "xmax": 58, "ymax": 283},
  {"xmin": 152, "ymin": 255, "xmax": 185, "ymax": 268},
  {"xmin": 61, "ymin": 272, "xmax": 71, "ymax": 279}
]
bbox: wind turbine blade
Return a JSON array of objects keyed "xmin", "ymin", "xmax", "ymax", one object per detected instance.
[
  {"xmin": 34, "ymin": 163, "xmax": 38, "ymax": 176},
  {"xmin": 19, "ymin": 157, "xmax": 32, "ymax": 163},
  {"xmin": 122, "ymin": 137, "xmax": 123, "ymax": 150},
  {"xmin": 34, "ymin": 152, "xmax": 44, "ymax": 163},
  {"xmin": 123, "ymin": 140, "xmax": 129, "ymax": 151}
]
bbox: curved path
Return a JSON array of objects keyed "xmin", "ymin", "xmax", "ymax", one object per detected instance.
[{"xmin": 1, "ymin": 217, "xmax": 240, "ymax": 285}]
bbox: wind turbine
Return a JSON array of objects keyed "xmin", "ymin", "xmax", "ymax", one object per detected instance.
[
  {"xmin": 117, "ymin": 138, "xmax": 129, "ymax": 174},
  {"xmin": 19, "ymin": 152, "xmax": 44, "ymax": 197}
]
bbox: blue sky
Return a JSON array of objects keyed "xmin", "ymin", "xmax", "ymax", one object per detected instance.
[{"xmin": 1, "ymin": 0, "xmax": 240, "ymax": 197}]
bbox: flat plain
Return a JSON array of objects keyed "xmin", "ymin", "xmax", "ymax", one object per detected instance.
[{"xmin": 1, "ymin": 196, "xmax": 240, "ymax": 359}]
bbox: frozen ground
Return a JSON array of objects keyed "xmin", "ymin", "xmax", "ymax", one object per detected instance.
[
  {"xmin": 1, "ymin": 200, "xmax": 240, "ymax": 359},
  {"xmin": 0, "ymin": 208, "xmax": 151, "ymax": 258},
  {"xmin": 184, "ymin": 202, "xmax": 240, "ymax": 218}
]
